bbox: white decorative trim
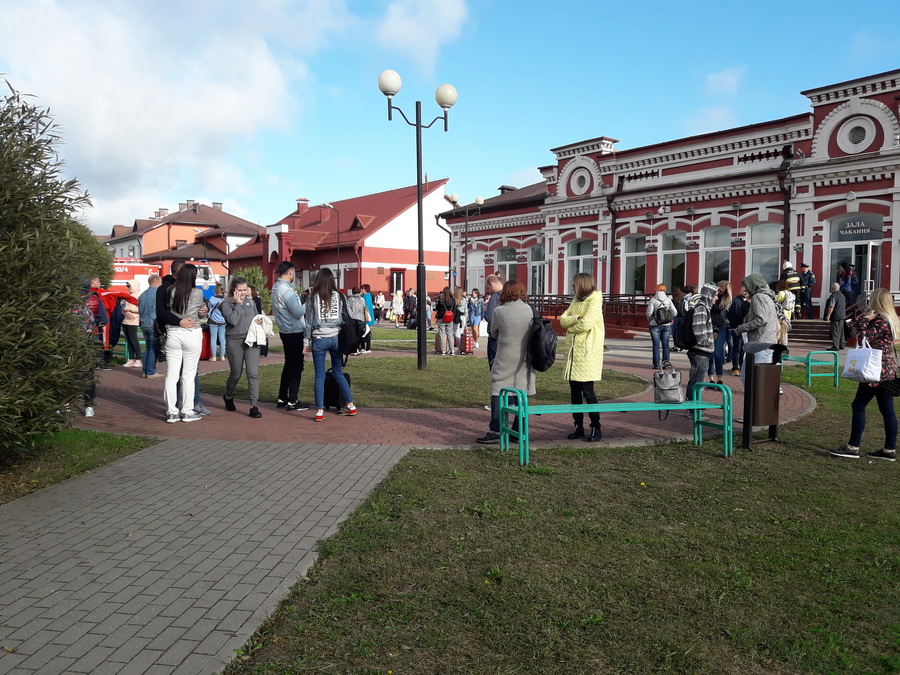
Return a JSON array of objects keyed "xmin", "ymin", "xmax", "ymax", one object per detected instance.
[
  {"xmin": 810, "ymin": 98, "xmax": 900, "ymax": 159},
  {"xmin": 556, "ymin": 155, "xmax": 604, "ymax": 200}
]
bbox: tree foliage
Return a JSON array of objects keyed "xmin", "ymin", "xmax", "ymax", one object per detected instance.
[
  {"xmin": 0, "ymin": 81, "xmax": 112, "ymax": 457},
  {"xmin": 238, "ymin": 266, "xmax": 272, "ymax": 314}
]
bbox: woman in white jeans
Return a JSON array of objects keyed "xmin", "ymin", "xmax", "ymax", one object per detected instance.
[{"xmin": 163, "ymin": 264, "xmax": 206, "ymax": 423}]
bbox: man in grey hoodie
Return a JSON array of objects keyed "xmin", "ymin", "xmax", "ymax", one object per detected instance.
[
  {"xmin": 686, "ymin": 283, "xmax": 716, "ymax": 404},
  {"xmin": 734, "ymin": 274, "xmax": 779, "ymax": 381}
]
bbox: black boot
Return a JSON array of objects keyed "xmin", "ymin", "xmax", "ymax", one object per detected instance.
[
  {"xmin": 567, "ymin": 424, "xmax": 584, "ymax": 439},
  {"xmin": 584, "ymin": 426, "xmax": 602, "ymax": 443}
]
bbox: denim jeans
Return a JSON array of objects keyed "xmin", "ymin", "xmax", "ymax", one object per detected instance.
[
  {"xmin": 140, "ymin": 325, "xmax": 157, "ymax": 375},
  {"xmin": 209, "ymin": 323, "xmax": 226, "ymax": 359},
  {"xmin": 649, "ymin": 325, "xmax": 672, "ymax": 369},
  {"xmin": 311, "ymin": 336, "xmax": 353, "ymax": 410},
  {"xmin": 687, "ymin": 352, "xmax": 710, "ymax": 399},
  {"xmin": 849, "ymin": 382, "xmax": 898, "ymax": 450},
  {"xmin": 707, "ymin": 328, "xmax": 727, "ymax": 377},
  {"xmin": 730, "ymin": 329, "xmax": 743, "ymax": 370}
]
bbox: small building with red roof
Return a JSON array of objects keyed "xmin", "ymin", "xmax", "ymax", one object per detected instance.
[{"xmin": 228, "ymin": 179, "xmax": 451, "ymax": 294}]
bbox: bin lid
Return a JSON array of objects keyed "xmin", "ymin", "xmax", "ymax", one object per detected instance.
[{"xmin": 744, "ymin": 342, "xmax": 788, "ymax": 356}]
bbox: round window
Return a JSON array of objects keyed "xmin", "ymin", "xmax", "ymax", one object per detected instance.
[
  {"xmin": 570, "ymin": 168, "xmax": 591, "ymax": 196},
  {"xmin": 836, "ymin": 116, "xmax": 876, "ymax": 155}
]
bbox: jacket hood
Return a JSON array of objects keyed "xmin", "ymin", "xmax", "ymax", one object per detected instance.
[
  {"xmin": 653, "ymin": 290, "xmax": 669, "ymax": 302},
  {"xmin": 741, "ymin": 274, "xmax": 770, "ymax": 296}
]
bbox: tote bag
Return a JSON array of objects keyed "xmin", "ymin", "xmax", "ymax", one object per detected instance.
[{"xmin": 841, "ymin": 337, "xmax": 882, "ymax": 383}]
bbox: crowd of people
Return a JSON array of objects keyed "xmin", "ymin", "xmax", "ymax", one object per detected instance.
[{"xmin": 74, "ymin": 258, "xmax": 896, "ymax": 462}]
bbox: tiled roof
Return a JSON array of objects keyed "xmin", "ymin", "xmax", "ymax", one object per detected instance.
[
  {"xmin": 142, "ymin": 243, "xmax": 228, "ymax": 262},
  {"xmin": 278, "ymin": 180, "xmax": 449, "ymax": 249},
  {"xmin": 227, "ymin": 236, "xmax": 264, "ymax": 260},
  {"xmin": 106, "ymin": 203, "xmax": 260, "ymax": 245},
  {"xmin": 439, "ymin": 182, "xmax": 549, "ymax": 218}
]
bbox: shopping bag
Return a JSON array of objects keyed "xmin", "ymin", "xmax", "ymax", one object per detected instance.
[
  {"xmin": 841, "ymin": 337, "xmax": 882, "ymax": 383},
  {"xmin": 653, "ymin": 360, "xmax": 684, "ymax": 420}
]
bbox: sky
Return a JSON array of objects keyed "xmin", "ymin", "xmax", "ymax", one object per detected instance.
[{"xmin": 1, "ymin": 0, "xmax": 899, "ymax": 234}]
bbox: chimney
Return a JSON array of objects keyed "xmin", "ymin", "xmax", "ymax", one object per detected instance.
[
  {"xmin": 497, "ymin": 185, "xmax": 517, "ymax": 195},
  {"xmin": 159, "ymin": 208, "xmax": 168, "ymax": 217},
  {"xmin": 186, "ymin": 199, "xmax": 195, "ymax": 208},
  {"xmin": 179, "ymin": 203, "xmax": 187, "ymax": 211},
  {"xmin": 212, "ymin": 202, "xmax": 222, "ymax": 211},
  {"xmin": 296, "ymin": 198, "xmax": 309, "ymax": 215},
  {"xmin": 153, "ymin": 210, "xmax": 161, "ymax": 219}
]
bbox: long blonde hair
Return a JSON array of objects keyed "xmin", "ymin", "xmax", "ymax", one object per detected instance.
[
  {"xmin": 868, "ymin": 289, "xmax": 900, "ymax": 342},
  {"xmin": 717, "ymin": 280, "xmax": 733, "ymax": 310}
]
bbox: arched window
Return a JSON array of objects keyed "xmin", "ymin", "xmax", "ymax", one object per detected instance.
[
  {"xmin": 703, "ymin": 226, "xmax": 730, "ymax": 284},
  {"xmin": 749, "ymin": 223, "xmax": 781, "ymax": 285},
  {"xmin": 567, "ymin": 239, "xmax": 593, "ymax": 289},
  {"xmin": 660, "ymin": 230, "xmax": 686, "ymax": 292},
  {"xmin": 622, "ymin": 235, "xmax": 646, "ymax": 294},
  {"xmin": 495, "ymin": 246, "xmax": 517, "ymax": 282},
  {"xmin": 528, "ymin": 244, "xmax": 545, "ymax": 296}
]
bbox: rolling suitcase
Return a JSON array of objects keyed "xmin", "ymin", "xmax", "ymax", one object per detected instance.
[
  {"xmin": 460, "ymin": 329, "xmax": 475, "ymax": 355},
  {"xmin": 324, "ymin": 369, "xmax": 351, "ymax": 410}
]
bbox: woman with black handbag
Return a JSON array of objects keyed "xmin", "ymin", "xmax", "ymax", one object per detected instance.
[{"xmin": 831, "ymin": 288, "xmax": 899, "ymax": 461}]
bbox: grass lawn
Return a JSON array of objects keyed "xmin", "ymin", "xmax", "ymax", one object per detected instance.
[
  {"xmin": 201, "ymin": 356, "xmax": 643, "ymax": 409},
  {"xmin": 0, "ymin": 429, "xmax": 156, "ymax": 505},
  {"xmin": 225, "ymin": 367, "xmax": 900, "ymax": 674}
]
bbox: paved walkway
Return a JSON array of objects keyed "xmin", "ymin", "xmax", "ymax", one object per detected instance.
[{"xmin": 0, "ymin": 337, "xmax": 818, "ymax": 674}]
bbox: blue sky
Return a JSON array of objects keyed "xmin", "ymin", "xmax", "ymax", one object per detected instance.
[{"xmin": 1, "ymin": 0, "xmax": 898, "ymax": 233}]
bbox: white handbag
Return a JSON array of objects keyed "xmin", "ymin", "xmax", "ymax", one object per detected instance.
[{"xmin": 842, "ymin": 337, "xmax": 882, "ymax": 383}]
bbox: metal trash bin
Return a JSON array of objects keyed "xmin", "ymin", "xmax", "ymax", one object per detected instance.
[{"xmin": 741, "ymin": 343, "xmax": 788, "ymax": 449}]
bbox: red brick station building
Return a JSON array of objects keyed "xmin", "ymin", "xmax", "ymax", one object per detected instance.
[{"xmin": 443, "ymin": 69, "xmax": 900, "ymax": 314}]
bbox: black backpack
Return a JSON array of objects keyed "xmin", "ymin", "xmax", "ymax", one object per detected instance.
[
  {"xmin": 672, "ymin": 306, "xmax": 697, "ymax": 350},
  {"xmin": 654, "ymin": 303, "xmax": 675, "ymax": 325},
  {"xmin": 528, "ymin": 307, "xmax": 558, "ymax": 372}
]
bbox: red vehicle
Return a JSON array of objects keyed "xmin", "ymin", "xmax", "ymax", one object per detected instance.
[{"xmin": 111, "ymin": 258, "xmax": 162, "ymax": 295}]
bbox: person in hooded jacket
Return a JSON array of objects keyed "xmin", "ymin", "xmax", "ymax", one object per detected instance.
[
  {"xmin": 706, "ymin": 281, "xmax": 732, "ymax": 383},
  {"xmin": 685, "ymin": 283, "xmax": 716, "ymax": 407},
  {"xmin": 560, "ymin": 273, "xmax": 606, "ymax": 442},
  {"xmin": 733, "ymin": 274, "xmax": 780, "ymax": 383},
  {"xmin": 724, "ymin": 290, "xmax": 745, "ymax": 375},
  {"xmin": 646, "ymin": 284, "xmax": 677, "ymax": 370}
]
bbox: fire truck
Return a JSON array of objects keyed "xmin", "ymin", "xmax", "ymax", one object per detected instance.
[{"xmin": 111, "ymin": 258, "xmax": 218, "ymax": 298}]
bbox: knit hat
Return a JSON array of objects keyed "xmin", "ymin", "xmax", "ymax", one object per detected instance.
[
  {"xmin": 782, "ymin": 261, "xmax": 792, "ymax": 270},
  {"xmin": 700, "ymin": 282, "xmax": 718, "ymax": 301}
]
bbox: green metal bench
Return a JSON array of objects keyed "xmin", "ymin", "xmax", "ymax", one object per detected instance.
[
  {"xmin": 780, "ymin": 350, "xmax": 839, "ymax": 387},
  {"xmin": 498, "ymin": 383, "xmax": 733, "ymax": 465}
]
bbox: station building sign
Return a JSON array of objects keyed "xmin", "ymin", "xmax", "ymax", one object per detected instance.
[{"xmin": 830, "ymin": 213, "xmax": 883, "ymax": 242}]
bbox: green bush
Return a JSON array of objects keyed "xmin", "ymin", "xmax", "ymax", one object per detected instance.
[{"xmin": 0, "ymin": 82, "xmax": 112, "ymax": 458}]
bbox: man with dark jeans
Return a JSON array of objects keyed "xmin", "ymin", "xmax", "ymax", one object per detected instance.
[
  {"xmin": 823, "ymin": 282, "xmax": 847, "ymax": 350},
  {"xmin": 483, "ymin": 275, "xmax": 503, "ymax": 368},
  {"xmin": 799, "ymin": 262, "xmax": 816, "ymax": 318},
  {"xmin": 271, "ymin": 261, "xmax": 309, "ymax": 411},
  {"xmin": 138, "ymin": 275, "xmax": 163, "ymax": 378},
  {"xmin": 685, "ymin": 284, "xmax": 715, "ymax": 416}
]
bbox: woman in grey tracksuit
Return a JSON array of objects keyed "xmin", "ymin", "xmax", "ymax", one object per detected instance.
[{"xmin": 220, "ymin": 276, "xmax": 264, "ymax": 418}]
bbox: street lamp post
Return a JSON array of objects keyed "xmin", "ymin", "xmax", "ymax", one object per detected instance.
[
  {"xmin": 322, "ymin": 203, "xmax": 341, "ymax": 288},
  {"xmin": 449, "ymin": 194, "xmax": 484, "ymax": 293},
  {"xmin": 378, "ymin": 69, "xmax": 457, "ymax": 371}
]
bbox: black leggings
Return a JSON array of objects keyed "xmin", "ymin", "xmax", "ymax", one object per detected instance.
[
  {"xmin": 122, "ymin": 324, "xmax": 142, "ymax": 359},
  {"xmin": 570, "ymin": 380, "xmax": 599, "ymax": 428}
]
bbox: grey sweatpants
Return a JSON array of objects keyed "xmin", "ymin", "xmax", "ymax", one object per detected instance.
[{"xmin": 225, "ymin": 339, "xmax": 260, "ymax": 406}]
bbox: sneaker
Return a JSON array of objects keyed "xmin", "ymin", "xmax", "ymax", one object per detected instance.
[
  {"xmin": 182, "ymin": 412, "xmax": 203, "ymax": 423},
  {"xmin": 867, "ymin": 449, "xmax": 897, "ymax": 462},
  {"xmin": 477, "ymin": 432, "xmax": 501, "ymax": 444},
  {"xmin": 779, "ymin": 388, "xmax": 785, "ymax": 396},
  {"xmin": 731, "ymin": 369, "xmax": 741, "ymax": 376},
  {"xmin": 285, "ymin": 401, "xmax": 310, "ymax": 411},
  {"xmin": 196, "ymin": 405, "xmax": 211, "ymax": 416},
  {"xmin": 166, "ymin": 413, "xmax": 181, "ymax": 423},
  {"xmin": 223, "ymin": 396, "xmax": 236, "ymax": 412},
  {"xmin": 483, "ymin": 405, "xmax": 492, "ymax": 412},
  {"xmin": 249, "ymin": 406, "xmax": 262, "ymax": 419},
  {"xmin": 276, "ymin": 399, "xmax": 288, "ymax": 408},
  {"xmin": 337, "ymin": 405, "xmax": 358, "ymax": 416},
  {"xmin": 829, "ymin": 445, "xmax": 860, "ymax": 459},
  {"xmin": 315, "ymin": 411, "xmax": 325, "ymax": 422},
  {"xmin": 146, "ymin": 373, "xmax": 164, "ymax": 379},
  {"xmin": 84, "ymin": 406, "xmax": 94, "ymax": 418},
  {"xmin": 474, "ymin": 342, "xmax": 480, "ymax": 349}
]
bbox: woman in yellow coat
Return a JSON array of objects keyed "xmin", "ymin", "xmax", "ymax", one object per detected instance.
[{"xmin": 559, "ymin": 273, "xmax": 605, "ymax": 442}]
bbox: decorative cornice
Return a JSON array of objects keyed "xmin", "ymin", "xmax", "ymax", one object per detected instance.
[
  {"xmin": 809, "ymin": 98, "xmax": 900, "ymax": 158},
  {"xmin": 552, "ymin": 137, "xmax": 618, "ymax": 160},
  {"xmin": 803, "ymin": 74, "xmax": 900, "ymax": 106}
]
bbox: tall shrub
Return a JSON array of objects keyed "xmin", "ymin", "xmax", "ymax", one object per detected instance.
[{"xmin": 0, "ymin": 82, "xmax": 112, "ymax": 457}]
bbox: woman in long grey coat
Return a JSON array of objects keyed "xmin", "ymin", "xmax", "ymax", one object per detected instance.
[{"xmin": 477, "ymin": 280, "xmax": 535, "ymax": 444}]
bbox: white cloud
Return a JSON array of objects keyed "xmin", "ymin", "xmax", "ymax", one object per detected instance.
[
  {"xmin": 682, "ymin": 106, "xmax": 738, "ymax": 136},
  {"xmin": 374, "ymin": 0, "xmax": 469, "ymax": 75},
  {"xmin": 704, "ymin": 66, "xmax": 745, "ymax": 97},
  {"xmin": 0, "ymin": 0, "xmax": 468, "ymax": 232}
]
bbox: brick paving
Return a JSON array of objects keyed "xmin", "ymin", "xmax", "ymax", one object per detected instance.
[{"xmin": 0, "ymin": 336, "xmax": 818, "ymax": 674}]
